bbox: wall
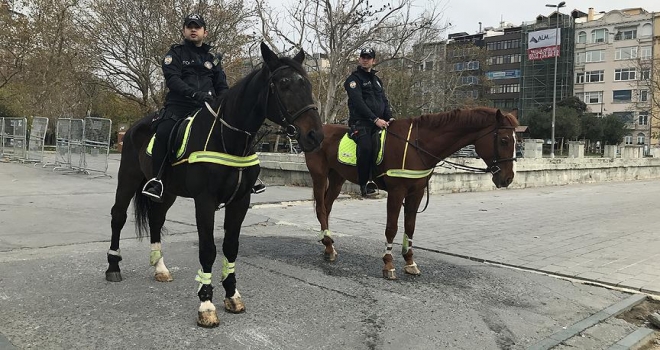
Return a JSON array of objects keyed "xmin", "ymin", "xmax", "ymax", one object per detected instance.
[{"xmin": 257, "ymin": 152, "xmax": 660, "ymax": 194}]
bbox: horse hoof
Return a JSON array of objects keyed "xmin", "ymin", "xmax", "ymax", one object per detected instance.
[
  {"xmin": 105, "ymin": 271, "xmax": 122, "ymax": 282},
  {"xmin": 382, "ymin": 269, "xmax": 397, "ymax": 280},
  {"xmin": 197, "ymin": 310, "xmax": 220, "ymax": 328},
  {"xmin": 403, "ymin": 263, "xmax": 421, "ymax": 276},
  {"xmin": 324, "ymin": 249, "xmax": 338, "ymax": 262},
  {"xmin": 224, "ymin": 295, "xmax": 246, "ymax": 314},
  {"xmin": 154, "ymin": 272, "xmax": 173, "ymax": 282}
]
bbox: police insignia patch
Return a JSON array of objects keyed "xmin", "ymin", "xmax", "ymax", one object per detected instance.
[
  {"xmin": 164, "ymin": 55, "xmax": 172, "ymax": 65},
  {"xmin": 349, "ymin": 81, "xmax": 357, "ymax": 89},
  {"xmin": 204, "ymin": 61, "xmax": 212, "ymax": 69}
]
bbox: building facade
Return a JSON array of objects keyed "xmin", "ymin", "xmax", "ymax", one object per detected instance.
[
  {"xmin": 574, "ymin": 8, "xmax": 654, "ymax": 148},
  {"xmin": 483, "ymin": 26, "xmax": 523, "ymax": 111}
]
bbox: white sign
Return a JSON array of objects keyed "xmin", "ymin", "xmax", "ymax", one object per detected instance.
[{"xmin": 527, "ymin": 28, "xmax": 561, "ymax": 60}]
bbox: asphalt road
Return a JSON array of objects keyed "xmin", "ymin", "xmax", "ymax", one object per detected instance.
[{"xmin": 0, "ymin": 158, "xmax": 653, "ymax": 349}]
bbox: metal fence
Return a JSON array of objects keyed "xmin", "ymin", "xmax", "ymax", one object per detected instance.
[
  {"xmin": 0, "ymin": 117, "xmax": 27, "ymax": 161},
  {"xmin": 82, "ymin": 117, "xmax": 112, "ymax": 175},
  {"xmin": 25, "ymin": 117, "xmax": 49, "ymax": 163}
]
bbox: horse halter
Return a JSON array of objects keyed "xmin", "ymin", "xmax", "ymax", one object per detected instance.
[
  {"xmin": 481, "ymin": 118, "xmax": 517, "ymax": 175},
  {"xmin": 268, "ymin": 66, "xmax": 318, "ymax": 138}
]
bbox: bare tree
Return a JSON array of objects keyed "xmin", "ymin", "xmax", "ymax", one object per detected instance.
[
  {"xmin": 0, "ymin": 1, "xmax": 30, "ymax": 91},
  {"xmin": 256, "ymin": 0, "xmax": 446, "ymax": 123},
  {"xmin": 83, "ymin": 0, "xmax": 254, "ymax": 114}
]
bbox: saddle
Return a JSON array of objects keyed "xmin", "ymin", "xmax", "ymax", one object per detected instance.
[
  {"xmin": 337, "ymin": 130, "xmax": 386, "ymax": 166},
  {"xmin": 146, "ymin": 110, "xmax": 198, "ymax": 162}
]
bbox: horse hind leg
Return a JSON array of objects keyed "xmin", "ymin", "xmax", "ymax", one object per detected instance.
[{"xmin": 106, "ymin": 155, "xmax": 145, "ymax": 282}]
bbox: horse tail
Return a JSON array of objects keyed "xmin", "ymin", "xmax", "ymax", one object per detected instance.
[{"xmin": 133, "ymin": 184, "xmax": 151, "ymax": 239}]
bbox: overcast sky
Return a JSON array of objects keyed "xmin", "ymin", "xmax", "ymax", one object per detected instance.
[{"xmin": 445, "ymin": 0, "xmax": 660, "ymax": 34}]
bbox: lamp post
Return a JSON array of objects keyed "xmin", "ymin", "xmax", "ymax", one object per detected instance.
[{"xmin": 546, "ymin": 1, "xmax": 566, "ymax": 158}]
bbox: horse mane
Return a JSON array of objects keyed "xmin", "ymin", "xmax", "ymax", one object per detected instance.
[{"xmin": 417, "ymin": 107, "xmax": 519, "ymax": 129}]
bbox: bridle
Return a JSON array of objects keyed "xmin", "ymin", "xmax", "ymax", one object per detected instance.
[
  {"xmin": 473, "ymin": 117, "xmax": 517, "ymax": 175},
  {"xmin": 267, "ymin": 65, "xmax": 318, "ymax": 138}
]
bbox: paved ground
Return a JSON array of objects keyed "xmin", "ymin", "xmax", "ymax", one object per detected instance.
[{"xmin": 1, "ymin": 154, "xmax": 660, "ymax": 349}]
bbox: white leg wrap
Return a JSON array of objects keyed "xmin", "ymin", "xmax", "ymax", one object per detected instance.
[
  {"xmin": 384, "ymin": 243, "xmax": 393, "ymax": 256},
  {"xmin": 153, "ymin": 257, "xmax": 168, "ymax": 275}
]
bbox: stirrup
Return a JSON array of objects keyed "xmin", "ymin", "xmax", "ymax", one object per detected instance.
[
  {"xmin": 142, "ymin": 178, "xmax": 164, "ymax": 202},
  {"xmin": 365, "ymin": 181, "xmax": 378, "ymax": 192},
  {"xmin": 252, "ymin": 179, "xmax": 266, "ymax": 194}
]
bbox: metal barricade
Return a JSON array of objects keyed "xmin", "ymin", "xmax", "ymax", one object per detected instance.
[
  {"xmin": 25, "ymin": 117, "xmax": 49, "ymax": 164},
  {"xmin": 82, "ymin": 117, "xmax": 112, "ymax": 176},
  {"xmin": 43, "ymin": 118, "xmax": 72, "ymax": 170},
  {"xmin": 69, "ymin": 119, "xmax": 85, "ymax": 171},
  {"xmin": 0, "ymin": 117, "xmax": 4, "ymax": 158},
  {"xmin": 1, "ymin": 118, "xmax": 27, "ymax": 161}
]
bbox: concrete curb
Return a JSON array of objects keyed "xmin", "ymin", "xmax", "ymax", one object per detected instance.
[
  {"xmin": 607, "ymin": 327, "xmax": 655, "ymax": 350},
  {"xmin": 526, "ymin": 294, "xmax": 647, "ymax": 350}
]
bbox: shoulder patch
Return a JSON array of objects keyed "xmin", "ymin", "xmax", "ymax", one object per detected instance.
[
  {"xmin": 164, "ymin": 55, "xmax": 172, "ymax": 65},
  {"xmin": 349, "ymin": 81, "xmax": 357, "ymax": 89},
  {"xmin": 204, "ymin": 61, "xmax": 213, "ymax": 69}
]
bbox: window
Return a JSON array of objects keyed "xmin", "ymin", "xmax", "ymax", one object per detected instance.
[
  {"xmin": 614, "ymin": 112, "xmax": 634, "ymax": 123},
  {"xmin": 577, "ymin": 31, "xmax": 587, "ymax": 43},
  {"xmin": 460, "ymin": 76, "xmax": 479, "ymax": 85},
  {"xmin": 466, "ymin": 61, "xmax": 479, "ymax": 70},
  {"xmin": 489, "ymin": 83, "xmax": 520, "ymax": 94},
  {"xmin": 581, "ymin": 91, "xmax": 603, "ymax": 104},
  {"xmin": 576, "ymin": 71, "xmax": 604, "ymax": 84},
  {"xmin": 640, "ymin": 46, "xmax": 652, "ymax": 60},
  {"xmin": 613, "ymin": 90, "xmax": 632, "ymax": 102},
  {"xmin": 424, "ymin": 61, "xmax": 434, "ymax": 71},
  {"xmin": 452, "ymin": 62, "xmax": 464, "ymax": 71},
  {"xmin": 641, "ymin": 23, "xmax": 653, "ymax": 37},
  {"xmin": 614, "ymin": 68, "xmax": 636, "ymax": 81},
  {"xmin": 639, "ymin": 90, "xmax": 649, "ymax": 102},
  {"xmin": 625, "ymin": 135, "xmax": 633, "ymax": 145},
  {"xmin": 591, "ymin": 28, "xmax": 609, "ymax": 43},
  {"xmin": 640, "ymin": 69, "xmax": 651, "ymax": 80},
  {"xmin": 637, "ymin": 133, "xmax": 645, "ymax": 145},
  {"xmin": 639, "ymin": 114, "xmax": 648, "ymax": 126},
  {"xmin": 615, "ymin": 47, "xmax": 638, "ymax": 60},
  {"xmin": 614, "ymin": 28, "xmax": 637, "ymax": 41},
  {"xmin": 585, "ymin": 50, "xmax": 605, "ymax": 62}
]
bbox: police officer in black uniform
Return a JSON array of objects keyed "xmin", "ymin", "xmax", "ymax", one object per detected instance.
[
  {"xmin": 142, "ymin": 13, "xmax": 229, "ymax": 202},
  {"xmin": 344, "ymin": 47, "xmax": 392, "ymax": 197}
]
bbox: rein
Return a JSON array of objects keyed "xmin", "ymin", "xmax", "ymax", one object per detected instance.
[{"xmin": 268, "ymin": 66, "xmax": 318, "ymax": 138}]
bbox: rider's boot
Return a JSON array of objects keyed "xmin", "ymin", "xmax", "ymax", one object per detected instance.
[{"xmin": 142, "ymin": 138, "xmax": 166, "ymax": 203}]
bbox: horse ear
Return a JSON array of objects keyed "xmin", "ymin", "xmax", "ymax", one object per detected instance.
[
  {"xmin": 260, "ymin": 42, "xmax": 279, "ymax": 68},
  {"xmin": 496, "ymin": 109, "xmax": 504, "ymax": 122},
  {"xmin": 293, "ymin": 49, "xmax": 305, "ymax": 64}
]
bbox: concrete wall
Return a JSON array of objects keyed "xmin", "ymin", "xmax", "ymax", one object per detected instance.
[{"xmin": 258, "ymin": 152, "xmax": 660, "ymax": 194}]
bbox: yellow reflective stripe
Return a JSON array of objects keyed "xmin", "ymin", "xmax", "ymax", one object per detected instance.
[
  {"xmin": 401, "ymin": 121, "xmax": 414, "ymax": 169},
  {"xmin": 176, "ymin": 116, "xmax": 195, "ymax": 158},
  {"xmin": 147, "ymin": 135, "xmax": 156, "ymax": 155},
  {"xmin": 385, "ymin": 169, "xmax": 433, "ymax": 178},
  {"xmin": 221, "ymin": 257, "xmax": 235, "ymax": 281},
  {"xmin": 195, "ymin": 269, "xmax": 212, "ymax": 285},
  {"xmin": 188, "ymin": 151, "xmax": 260, "ymax": 167}
]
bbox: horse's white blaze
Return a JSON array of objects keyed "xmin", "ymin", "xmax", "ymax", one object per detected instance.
[
  {"xmin": 199, "ymin": 300, "xmax": 216, "ymax": 312},
  {"xmin": 512, "ymin": 131, "xmax": 517, "ymax": 176}
]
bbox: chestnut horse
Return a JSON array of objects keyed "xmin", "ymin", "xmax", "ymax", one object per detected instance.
[
  {"xmin": 106, "ymin": 43, "xmax": 323, "ymax": 327},
  {"xmin": 304, "ymin": 107, "xmax": 518, "ymax": 279}
]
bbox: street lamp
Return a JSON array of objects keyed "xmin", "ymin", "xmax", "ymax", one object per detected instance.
[{"xmin": 546, "ymin": 1, "xmax": 566, "ymax": 158}]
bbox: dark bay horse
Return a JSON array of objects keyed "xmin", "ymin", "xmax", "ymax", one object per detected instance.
[
  {"xmin": 305, "ymin": 107, "xmax": 518, "ymax": 279},
  {"xmin": 106, "ymin": 42, "xmax": 323, "ymax": 327}
]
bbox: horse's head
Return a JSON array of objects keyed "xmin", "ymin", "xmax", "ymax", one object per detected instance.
[
  {"xmin": 473, "ymin": 109, "xmax": 519, "ymax": 188},
  {"xmin": 260, "ymin": 42, "xmax": 324, "ymax": 152}
]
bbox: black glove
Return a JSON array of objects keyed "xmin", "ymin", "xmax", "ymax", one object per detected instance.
[{"xmin": 191, "ymin": 91, "xmax": 213, "ymax": 105}]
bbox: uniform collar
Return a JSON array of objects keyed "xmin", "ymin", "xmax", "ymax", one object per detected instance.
[
  {"xmin": 357, "ymin": 66, "xmax": 378, "ymax": 75},
  {"xmin": 183, "ymin": 40, "xmax": 211, "ymax": 52}
]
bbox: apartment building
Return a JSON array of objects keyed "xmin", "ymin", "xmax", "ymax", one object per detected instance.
[
  {"xmin": 574, "ymin": 8, "xmax": 654, "ymax": 148},
  {"xmin": 483, "ymin": 25, "xmax": 523, "ymax": 111},
  {"xmin": 651, "ymin": 13, "xmax": 660, "ymax": 146}
]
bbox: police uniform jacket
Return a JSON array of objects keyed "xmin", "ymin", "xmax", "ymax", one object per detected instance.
[
  {"xmin": 344, "ymin": 66, "xmax": 391, "ymax": 126},
  {"xmin": 162, "ymin": 40, "xmax": 229, "ymax": 117}
]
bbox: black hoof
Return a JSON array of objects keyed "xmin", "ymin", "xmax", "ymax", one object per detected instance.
[{"xmin": 106, "ymin": 271, "xmax": 123, "ymax": 282}]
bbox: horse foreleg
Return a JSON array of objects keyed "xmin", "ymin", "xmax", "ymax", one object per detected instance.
[
  {"xmin": 107, "ymin": 160, "xmax": 144, "ymax": 282},
  {"xmin": 221, "ymin": 193, "xmax": 250, "ymax": 314},
  {"xmin": 149, "ymin": 194, "xmax": 177, "ymax": 282},
  {"xmin": 383, "ymin": 189, "xmax": 406, "ymax": 280},
  {"xmin": 320, "ymin": 170, "xmax": 345, "ymax": 262},
  {"xmin": 194, "ymin": 194, "xmax": 220, "ymax": 328},
  {"xmin": 402, "ymin": 188, "xmax": 425, "ymax": 276}
]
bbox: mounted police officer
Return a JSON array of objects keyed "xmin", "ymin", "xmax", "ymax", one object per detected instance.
[
  {"xmin": 142, "ymin": 13, "xmax": 229, "ymax": 202},
  {"xmin": 344, "ymin": 47, "xmax": 392, "ymax": 197}
]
